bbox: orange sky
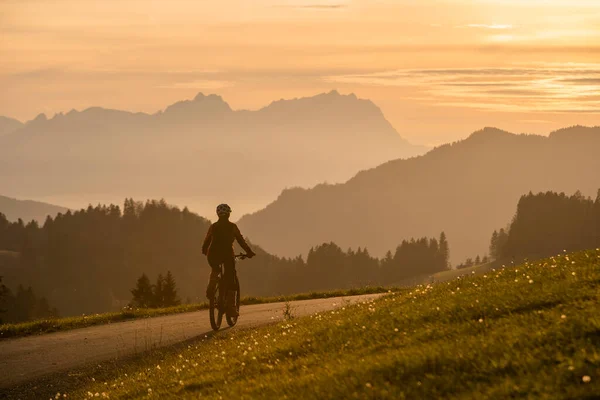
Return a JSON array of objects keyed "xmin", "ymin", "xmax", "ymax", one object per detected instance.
[{"xmin": 2, "ymin": 0, "xmax": 600, "ymax": 145}]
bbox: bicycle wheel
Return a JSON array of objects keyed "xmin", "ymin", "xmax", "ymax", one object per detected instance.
[
  {"xmin": 209, "ymin": 280, "xmax": 224, "ymax": 331},
  {"xmin": 226, "ymin": 278, "xmax": 240, "ymax": 327}
]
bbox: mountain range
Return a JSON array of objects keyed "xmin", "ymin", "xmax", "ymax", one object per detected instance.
[
  {"xmin": 238, "ymin": 126, "xmax": 600, "ymax": 263},
  {"xmin": 0, "ymin": 91, "xmax": 427, "ymax": 217}
]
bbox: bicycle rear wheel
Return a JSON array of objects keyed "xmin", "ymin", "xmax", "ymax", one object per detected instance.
[
  {"xmin": 209, "ymin": 281, "xmax": 224, "ymax": 331},
  {"xmin": 226, "ymin": 278, "xmax": 240, "ymax": 327}
]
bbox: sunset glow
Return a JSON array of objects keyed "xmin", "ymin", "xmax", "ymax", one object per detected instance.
[{"xmin": 2, "ymin": 0, "xmax": 600, "ymax": 144}]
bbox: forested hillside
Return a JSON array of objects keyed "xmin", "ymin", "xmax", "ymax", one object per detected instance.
[
  {"xmin": 0, "ymin": 200, "xmax": 449, "ymax": 317},
  {"xmin": 490, "ymin": 190, "xmax": 600, "ymax": 262},
  {"xmin": 239, "ymin": 126, "xmax": 600, "ymax": 263}
]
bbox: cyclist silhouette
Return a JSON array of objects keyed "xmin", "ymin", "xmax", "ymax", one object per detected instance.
[{"xmin": 202, "ymin": 204, "xmax": 255, "ymax": 316}]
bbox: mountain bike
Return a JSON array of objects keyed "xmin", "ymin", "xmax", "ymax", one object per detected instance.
[{"xmin": 209, "ymin": 253, "xmax": 248, "ymax": 331}]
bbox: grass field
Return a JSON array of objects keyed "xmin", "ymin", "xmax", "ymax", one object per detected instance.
[
  {"xmin": 39, "ymin": 248, "xmax": 599, "ymax": 399},
  {"xmin": 0, "ymin": 286, "xmax": 391, "ymax": 339}
]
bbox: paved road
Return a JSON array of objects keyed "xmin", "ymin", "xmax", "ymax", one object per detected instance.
[{"xmin": 0, "ymin": 293, "xmax": 383, "ymax": 389}]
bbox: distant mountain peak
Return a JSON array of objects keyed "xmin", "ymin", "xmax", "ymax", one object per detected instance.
[
  {"xmin": 262, "ymin": 90, "xmax": 378, "ymax": 115},
  {"xmin": 0, "ymin": 116, "xmax": 22, "ymax": 124},
  {"xmin": 164, "ymin": 93, "xmax": 232, "ymax": 116},
  {"xmin": 0, "ymin": 116, "xmax": 24, "ymax": 137},
  {"xmin": 466, "ymin": 127, "xmax": 514, "ymax": 142},
  {"xmin": 549, "ymin": 125, "xmax": 600, "ymax": 138},
  {"xmin": 193, "ymin": 92, "xmax": 226, "ymax": 102},
  {"xmin": 27, "ymin": 113, "xmax": 48, "ymax": 125}
]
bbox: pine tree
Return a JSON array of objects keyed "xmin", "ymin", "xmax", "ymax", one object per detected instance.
[
  {"xmin": 489, "ymin": 230, "xmax": 499, "ymax": 259},
  {"xmin": 130, "ymin": 274, "xmax": 154, "ymax": 308},
  {"xmin": 0, "ymin": 276, "xmax": 9, "ymax": 324},
  {"xmin": 438, "ymin": 232, "xmax": 449, "ymax": 269},
  {"xmin": 153, "ymin": 274, "xmax": 165, "ymax": 308},
  {"xmin": 161, "ymin": 271, "xmax": 181, "ymax": 307},
  {"xmin": 496, "ymin": 228, "xmax": 509, "ymax": 258}
]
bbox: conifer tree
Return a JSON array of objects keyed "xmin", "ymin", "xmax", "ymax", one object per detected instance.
[
  {"xmin": 130, "ymin": 273, "xmax": 154, "ymax": 308},
  {"xmin": 439, "ymin": 232, "xmax": 449, "ymax": 269},
  {"xmin": 153, "ymin": 274, "xmax": 165, "ymax": 308},
  {"xmin": 0, "ymin": 276, "xmax": 9, "ymax": 323},
  {"xmin": 490, "ymin": 230, "xmax": 499, "ymax": 259},
  {"xmin": 161, "ymin": 271, "xmax": 181, "ymax": 307}
]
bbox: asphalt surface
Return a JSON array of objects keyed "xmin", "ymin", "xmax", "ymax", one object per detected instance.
[{"xmin": 0, "ymin": 293, "xmax": 383, "ymax": 389}]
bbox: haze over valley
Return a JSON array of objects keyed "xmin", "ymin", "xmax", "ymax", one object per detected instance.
[
  {"xmin": 0, "ymin": 91, "xmax": 427, "ymax": 218},
  {"xmin": 239, "ymin": 126, "xmax": 600, "ymax": 263}
]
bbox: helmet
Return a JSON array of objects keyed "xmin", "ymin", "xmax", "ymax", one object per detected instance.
[{"xmin": 216, "ymin": 203, "xmax": 232, "ymax": 216}]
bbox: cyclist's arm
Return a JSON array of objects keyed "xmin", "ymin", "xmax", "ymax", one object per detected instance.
[
  {"xmin": 202, "ymin": 225, "xmax": 213, "ymax": 255},
  {"xmin": 234, "ymin": 225, "xmax": 255, "ymax": 256}
]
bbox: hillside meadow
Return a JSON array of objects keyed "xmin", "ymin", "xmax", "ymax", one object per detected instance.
[{"xmin": 11, "ymin": 248, "xmax": 598, "ymax": 399}]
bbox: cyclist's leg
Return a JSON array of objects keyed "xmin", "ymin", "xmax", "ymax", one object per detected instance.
[
  {"xmin": 223, "ymin": 257, "xmax": 238, "ymax": 315},
  {"xmin": 223, "ymin": 256, "xmax": 236, "ymax": 292},
  {"xmin": 206, "ymin": 257, "xmax": 221, "ymax": 299}
]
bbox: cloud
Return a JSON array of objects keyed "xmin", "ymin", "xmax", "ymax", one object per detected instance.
[
  {"xmin": 323, "ymin": 64, "xmax": 600, "ymax": 113},
  {"xmin": 294, "ymin": 4, "xmax": 347, "ymax": 8},
  {"xmin": 464, "ymin": 24, "xmax": 513, "ymax": 30},
  {"xmin": 157, "ymin": 80, "xmax": 235, "ymax": 90},
  {"xmin": 560, "ymin": 78, "xmax": 600, "ymax": 85},
  {"xmin": 274, "ymin": 2, "xmax": 347, "ymax": 9}
]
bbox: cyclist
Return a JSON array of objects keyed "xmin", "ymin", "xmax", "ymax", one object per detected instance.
[{"xmin": 202, "ymin": 203, "xmax": 256, "ymax": 317}]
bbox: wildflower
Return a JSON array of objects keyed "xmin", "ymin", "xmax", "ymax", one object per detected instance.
[
  {"xmin": 561, "ymin": 315, "xmax": 567, "ymax": 319},
  {"xmin": 156, "ymin": 365, "xmax": 161, "ymax": 370},
  {"xmin": 365, "ymin": 383, "xmax": 372, "ymax": 388},
  {"xmin": 572, "ymin": 272, "xmax": 576, "ymax": 276},
  {"xmin": 394, "ymin": 328, "xmax": 399, "ymax": 332},
  {"xmin": 478, "ymin": 318, "xmax": 483, "ymax": 323},
  {"xmin": 582, "ymin": 376, "xmax": 591, "ymax": 383},
  {"xmin": 529, "ymin": 280, "xmax": 534, "ymax": 284},
  {"xmin": 568, "ymin": 366, "xmax": 574, "ymax": 371},
  {"xmin": 179, "ymin": 380, "xmax": 184, "ymax": 386}
]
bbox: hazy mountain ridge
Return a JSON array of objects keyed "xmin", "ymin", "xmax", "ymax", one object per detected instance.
[
  {"xmin": 0, "ymin": 116, "xmax": 24, "ymax": 137},
  {"xmin": 237, "ymin": 126, "xmax": 600, "ymax": 263},
  {"xmin": 0, "ymin": 195, "xmax": 69, "ymax": 223},
  {"xmin": 0, "ymin": 91, "xmax": 427, "ymax": 217}
]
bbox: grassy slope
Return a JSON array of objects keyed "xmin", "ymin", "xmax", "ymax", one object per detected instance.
[
  {"xmin": 56, "ymin": 248, "xmax": 600, "ymax": 399},
  {"xmin": 0, "ymin": 287, "xmax": 390, "ymax": 339}
]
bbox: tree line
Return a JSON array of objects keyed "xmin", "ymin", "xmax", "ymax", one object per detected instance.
[
  {"xmin": 0, "ymin": 277, "xmax": 57, "ymax": 324},
  {"xmin": 490, "ymin": 189, "xmax": 600, "ymax": 262},
  {"xmin": 0, "ymin": 199, "xmax": 451, "ymax": 319}
]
